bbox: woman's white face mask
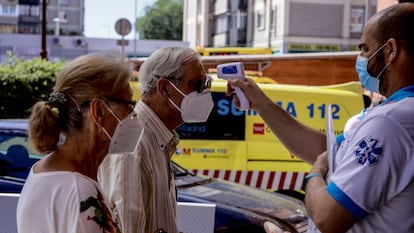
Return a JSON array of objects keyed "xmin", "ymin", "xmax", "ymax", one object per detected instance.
[
  {"xmin": 168, "ymin": 81, "xmax": 214, "ymax": 123},
  {"xmin": 101, "ymin": 104, "xmax": 144, "ymax": 154}
]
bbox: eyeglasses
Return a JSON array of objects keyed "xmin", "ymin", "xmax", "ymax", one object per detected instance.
[
  {"xmin": 195, "ymin": 75, "xmax": 212, "ymax": 93},
  {"xmin": 106, "ymin": 98, "xmax": 137, "ymax": 112},
  {"xmin": 161, "ymin": 75, "xmax": 212, "ymax": 93}
]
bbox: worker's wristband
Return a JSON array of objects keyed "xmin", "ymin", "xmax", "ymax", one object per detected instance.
[{"xmin": 302, "ymin": 173, "xmax": 324, "ymax": 192}]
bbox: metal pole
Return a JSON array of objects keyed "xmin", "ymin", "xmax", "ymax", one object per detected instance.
[
  {"xmin": 134, "ymin": 0, "xmax": 137, "ymax": 57},
  {"xmin": 365, "ymin": 0, "xmax": 372, "ymax": 26},
  {"xmin": 40, "ymin": 0, "xmax": 48, "ymax": 60},
  {"xmin": 121, "ymin": 35, "xmax": 125, "ymax": 56}
]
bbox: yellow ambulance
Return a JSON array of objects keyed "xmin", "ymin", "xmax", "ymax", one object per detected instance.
[{"xmin": 131, "ymin": 78, "xmax": 365, "ymax": 199}]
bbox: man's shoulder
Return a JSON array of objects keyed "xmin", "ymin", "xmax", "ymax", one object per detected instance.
[{"xmin": 369, "ymin": 98, "xmax": 414, "ymax": 119}]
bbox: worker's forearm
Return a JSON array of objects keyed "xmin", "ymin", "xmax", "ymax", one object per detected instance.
[{"xmin": 255, "ymin": 97, "xmax": 326, "ymax": 164}]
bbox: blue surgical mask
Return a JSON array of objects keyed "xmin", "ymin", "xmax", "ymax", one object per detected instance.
[{"xmin": 355, "ymin": 43, "xmax": 390, "ymax": 93}]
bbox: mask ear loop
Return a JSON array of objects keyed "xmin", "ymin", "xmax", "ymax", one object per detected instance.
[
  {"xmin": 366, "ymin": 42, "xmax": 389, "ymax": 88},
  {"xmin": 371, "ymin": 41, "xmax": 392, "ymax": 81},
  {"xmin": 167, "ymin": 80, "xmax": 186, "ymax": 113},
  {"xmin": 101, "ymin": 126, "xmax": 112, "ymax": 141},
  {"xmin": 101, "ymin": 100, "xmax": 122, "ymax": 123},
  {"xmin": 376, "ymin": 60, "xmax": 392, "ymax": 81},
  {"xmin": 168, "ymin": 80, "xmax": 188, "ymax": 98},
  {"xmin": 168, "ymin": 98, "xmax": 182, "ymax": 113},
  {"xmin": 368, "ymin": 42, "xmax": 388, "ymax": 60},
  {"xmin": 98, "ymin": 99, "xmax": 121, "ymax": 142}
]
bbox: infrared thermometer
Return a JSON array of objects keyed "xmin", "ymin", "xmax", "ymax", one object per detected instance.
[{"xmin": 217, "ymin": 62, "xmax": 249, "ymax": 110}]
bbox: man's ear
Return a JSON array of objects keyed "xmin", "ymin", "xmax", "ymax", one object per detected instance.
[
  {"xmin": 157, "ymin": 77, "xmax": 170, "ymax": 98},
  {"xmin": 387, "ymin": 38, "xmax": 398, "ymax": 62}
]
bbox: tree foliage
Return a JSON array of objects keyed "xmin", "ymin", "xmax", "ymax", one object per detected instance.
[{"xmin": 136, "ymin": 0, "xmax": 183, "ymax": 40}]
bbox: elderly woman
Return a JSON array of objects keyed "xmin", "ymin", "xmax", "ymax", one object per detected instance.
[{"xmin": 16, "ymin": 50, "xmax": 136, "ymax": 233}]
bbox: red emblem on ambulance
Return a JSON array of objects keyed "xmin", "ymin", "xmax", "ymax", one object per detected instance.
[{"xmin": 253, "ymin": 123, "xmax": 265, "ymax": 134}]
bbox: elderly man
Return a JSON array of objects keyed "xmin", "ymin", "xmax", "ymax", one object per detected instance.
[{"xmin": 99, "ymin": 47, "xmax": 214, "ymax": 233}]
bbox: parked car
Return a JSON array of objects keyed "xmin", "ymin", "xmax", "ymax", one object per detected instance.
[
  {"xmin": 0, "ymin": 119, "xmax": 308, "ymax": 233},
  {"xmin": 0, "ymin": 120, "xmax": 41, "ymax": 193}
]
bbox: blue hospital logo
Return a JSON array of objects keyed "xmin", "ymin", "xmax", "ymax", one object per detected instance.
[{"xmin": 354, "ymin": 137, "xmax": 383, "ymax": 166}]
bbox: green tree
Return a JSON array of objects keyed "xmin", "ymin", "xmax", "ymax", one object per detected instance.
[{"xmin": 136, "ymin": 0, "xmax": 183, "ymax": 40}]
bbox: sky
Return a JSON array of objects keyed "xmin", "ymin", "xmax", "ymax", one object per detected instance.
[{"xmin": 84, "ymin": 0, "xmax": 156, "ymax": 39}]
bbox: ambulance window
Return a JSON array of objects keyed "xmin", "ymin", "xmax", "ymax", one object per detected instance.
[{"xmin": 177, "ymin": 92, "xmax": 245, "ymax": 140}]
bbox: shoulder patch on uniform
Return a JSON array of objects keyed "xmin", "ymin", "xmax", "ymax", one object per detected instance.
[{"xmin": 354, "ymin": 137, "xmax": 383, "ymax": 167}]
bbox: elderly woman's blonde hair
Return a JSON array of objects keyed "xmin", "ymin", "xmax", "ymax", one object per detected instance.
[{"xmin": 29, "ymin": 50, "xmax": 133, "ymax": 153}]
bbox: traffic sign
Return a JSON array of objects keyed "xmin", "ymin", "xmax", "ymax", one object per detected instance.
[
  {"xmin": 117, "ymin": 40, "xmax": 129, "ymax": 46},
  {"xmin": 115, "ymin": 18, "xmax": 132, "ymax": 36}
]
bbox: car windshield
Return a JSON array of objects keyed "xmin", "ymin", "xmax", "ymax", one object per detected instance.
[
  {"xmin": 172, "ymin": 161, "xmax": 192, "ymax": 177},
  {"xmin": 0, "ymin": 130, "xmax": 43, "ymax": 159},
  {"xmin": 0, "ymin": 123, "xmax": 44, "ymax": 179}
]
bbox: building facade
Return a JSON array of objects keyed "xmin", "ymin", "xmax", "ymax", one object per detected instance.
[
  {"xmin": 1, "ymin": 0, "xmax": 398, "ymax": 61},
  {"xmin": 0, "ymin": 1, "xmax": 190, "ymax": 62},
  {"xmin": 183, "ymin": 0, "xmax": 379, "ymax": 54},
  {"xmin": 0, "ymin": 0, "xmax": 84, "ymax": 36},
  {"xmin": 0, "ymin": 33, "xmax": 189, "ymax": 62}
]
